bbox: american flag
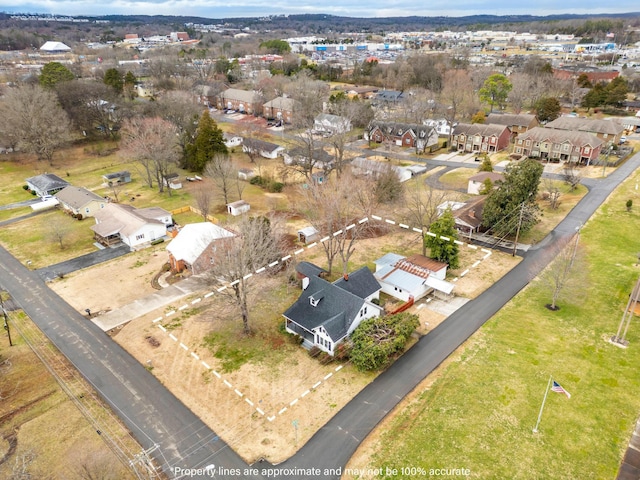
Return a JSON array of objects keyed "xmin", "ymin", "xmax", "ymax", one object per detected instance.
[
  {"xmin": 551, "ymin": 381, "xmax": 571, "ymax": 398},
  {"xmin": 606, "ymin": 32, "xmax": 615, "ymax": 38}
]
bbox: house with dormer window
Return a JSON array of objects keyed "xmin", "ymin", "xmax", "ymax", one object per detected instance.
[
  {"xmin": 283, "ymin": 262, "xmax": 383, "ymax": 355},
  {"xmin": 366, "ymin": 121, "xmax": 438, "ymax": 153}
]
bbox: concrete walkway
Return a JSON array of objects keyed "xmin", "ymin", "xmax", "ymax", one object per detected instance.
[{"xmin": 92, "ymin": 274, "xmax": 208, "ymax": 331}]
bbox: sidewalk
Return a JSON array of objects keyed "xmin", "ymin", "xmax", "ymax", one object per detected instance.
[{"xmin": 92, "ymin": 275, "xmax": 208, "ymax": 331}]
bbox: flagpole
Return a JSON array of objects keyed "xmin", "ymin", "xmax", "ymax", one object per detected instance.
[{"xmin": 533, "ymin": 375, "xmax": 552, "ymax": 433}]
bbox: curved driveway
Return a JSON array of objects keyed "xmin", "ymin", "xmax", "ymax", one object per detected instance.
[{"xmin": 1, "ymin": 152, "xmax": 638, "ymax": 479}]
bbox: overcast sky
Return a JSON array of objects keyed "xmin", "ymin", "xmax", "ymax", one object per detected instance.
[{"xmin": 1, "ymin": 1, "xmax": 638, "ymax": 20}]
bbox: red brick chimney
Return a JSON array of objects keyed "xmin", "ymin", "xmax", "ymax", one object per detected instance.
[{"xmin": 343, "ymin": 274, "xmax": 348, "ymax": 281}]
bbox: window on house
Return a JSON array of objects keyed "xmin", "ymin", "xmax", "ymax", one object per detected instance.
[
  {"xmin": 603, "ymin": 133, "xmax": 608, "ymax": 138},
  {"xmin": 516, "ymin": 147, "xmax": 522, "ymax": 154},
  {"xmin": 526, "ymin": 140, "xmax": 531, "ymax": 147},
  {"xmin": 584, "ymin": 147, "xmax": 590, "ymax": 153},
  {"xmin": 136, "ymin": 234, "xmax": 145, "ymax": 240},
  {"xmin": 85, "ymin": 208, "xmax": 90, "ymax": 213}
]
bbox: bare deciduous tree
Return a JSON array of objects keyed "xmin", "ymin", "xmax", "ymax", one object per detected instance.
[
  {"xmin": 207, "ymin": 215, "xmax": 286, "ymax": 335},
  {"xmin": 192, "ymin": 183, "xmax": 215, "ymax": 221},
  {"xmin": 299, "ymin": 173, "xmax": 373, "ymax": 276},
  {"xmin": 50, "ymin": 218, "xmax": 73, "ymax": 250},
  {"xmin": 537, "ymin": 232, "xmax": 585, "ymax": 310},
  {"xmin": 205, "ymin": 154, "xmax": 237, "ymax": 205},
  {"xmin": 438, "ymin": 69, "xmax": 474, "ymax": 147},
  {"xmin": 542, "ymin": 179, "xmax": 562, "ymax": 210},
  {"xmin": 404, "ymin": 178, "xmax": 453, "ymax": 256},
  {"xmin": 119, "ymin": 117, "xmax": 180, "ymax": 194},
  {"xmin": 0, "ymin": 84, "xmax": 71, "ymax": 164},
  {"xmin": 563, "ymin": 164, "xmax": 583, "ymax": 190}
]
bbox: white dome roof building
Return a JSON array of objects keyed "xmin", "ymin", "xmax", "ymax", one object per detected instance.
[{"xmin": 40, "ymin": 41, "xmax": 72, "ymax": 53}]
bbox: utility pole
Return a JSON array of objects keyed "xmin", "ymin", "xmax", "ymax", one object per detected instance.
[
  {"xmin": 0, "ymin": 293, "xmax": 13, "ymax": 347},
  {"xmin": 613, "ymin": 275, "xmax": 640, "ymax": 346},
  {"xmin": 512, "ymin": 201, "xmax": 526, "ymax": 257}
]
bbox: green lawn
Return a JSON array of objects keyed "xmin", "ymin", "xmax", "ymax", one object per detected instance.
[
  {"xmin": 364, "ymin": 169, "xmax": 640, "ymax": 479},
  {"xmin": 438, "ymin": 168, "xmax": 477, "ymax": 189}
]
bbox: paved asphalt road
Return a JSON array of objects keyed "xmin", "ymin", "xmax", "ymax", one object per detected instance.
[
  {"xmin": 35, "ymin": 244, "xmax": 130, "ymax": 282},
  {"xmin": 0, "ymin": 151, "xmax": 638, "ymax": 479}
]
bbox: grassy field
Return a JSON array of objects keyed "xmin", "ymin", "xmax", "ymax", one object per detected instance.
[
  {"xmin": 0, "ymin": 313, "xmax": 136, "ymax": 479},
  {"xmin": 438, "ymin": 167, "xmax": 477, "ymax": 189},
  {"xmin": 353, "ymin": 169, "xmax": 640, "ymax": 479}
]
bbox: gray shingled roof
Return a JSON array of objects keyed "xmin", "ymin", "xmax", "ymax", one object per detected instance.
[
  {"xmin": 486, "ymin": 113, "xmax": 537, "ymax": 127},
  {"xmin": 26, "ymin": 173, "xmax": 69, "ymax": 192},
  {"xmin": 453, "ymin": 123, "xmax": 510, "ymax": 137},
  {"xmin": 369, "ymin": 121, "xmax": 435, "ymax": 139},
  {"xmin": 242, "ymin": 138, "xmax": 282, "ymax": 153},
  {"xmin": 333, "ymin": 266, "xmax": 381, "ymax": 299},
  {"xmin": 284, "ymin": 266, "xmax": 380, "ymax": 342},
  {"xmin": 55, "ymin": 186, "xmax": 104, "ymax": 209},
  {"xmin": 545, "ymin": 117, "xmax": 624, "ymax": 136},
  {"xmin": 518, "ymin": 127, "xmax": 603, "ymax": 147}
]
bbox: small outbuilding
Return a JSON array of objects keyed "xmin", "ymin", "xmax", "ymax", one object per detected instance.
[
  {"xmin": 298, "ymin": 226, "xmax": 319, "ymax": 244},
  {"xmin": 227, "ymin": 200, "xmax": 250, "ymax": 216},
  {"xmin": 102, "ymin": 171, "xmax": 131, "ymax": 186}
]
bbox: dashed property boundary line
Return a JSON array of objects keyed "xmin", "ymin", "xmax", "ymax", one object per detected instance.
[{"xmin": 149, "ymin": 213, "xmax": 493, "ymax": 422}]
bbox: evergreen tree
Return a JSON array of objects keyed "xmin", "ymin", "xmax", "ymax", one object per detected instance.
[
  {"xmin": 481, "ymin": 159, "xmax": 543, "ymax": 237},
  {"xmin": 39, "ymin": 62, "xmax": 74, "ymax": 88},
  {"xmin": 478, "ymin": 155, "xmax": 493, "ymax": 172},
  {"xmin": 349, "ymin": 313, "xmax": 419, "ymax": 371},
  {"xmin": 185, "ymin": 111, "xmax": 228, "ymax": 173},
  {"xmin": 425, "ymin": 208, "xmax": 460, "ymax": 269},
  {"xmin": 535, "ymin": 97, "xmax": 561, "ymax": 123},
  {"xmin": 104, "ymin": 68, "xmax": 123, "ymax": 93}
]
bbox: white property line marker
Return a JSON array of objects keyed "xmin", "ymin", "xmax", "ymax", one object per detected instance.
[
  {"xmin": 158, "ymin": 325, "xmax": 166, "ymax": 332},
  {"xmin": 468, "ymin": 244, "xmax": 478, "ymax": 250},
  {"xmin": 191, "ymin": 298, "xmax": 201, "ymax": 304},
  {"xmin": 345, "ymin": 223, "xmax": 356, "ymax": 230},
  {"xmin": 472, "ymin": 260, "xmax": 481, "ymax": 268},
  {"xmin": 213, "ymin": 371, "xmax": 221, "ymax": 379},
  {"xmin": 460, "ymin": 269, "xmax": 469, "ymax": 277},
  {"xmin": 267, "ymin": 416, "xmax": 276, "ymax": 422},
  {"xmin": 245, "ymin": 398, "xmax": 254, "ymax": 406},
  {"xmin": 290, "ymin": 398, "xmax": 298, "ymax": 406},
  {"xmin": 223, "ymin": 380, "xmax": 232, "ymax": 388},
  {"xmin": 169, "ymin": 333, "xmax": 178, "ymax": 342},
  {"xmin": 372, "ymin": 215, "xmax": 382, "ymax": 220},
  {"xmin": 358, "ymin": 217, "xmax": 368, "ymax": 224},
  {"xmin": 320, "ymin": 236, "xmax": 330, "ymax": 243},
  {"xmin": 152, "ymin": 317, "xmax": 163, "ymax": 323},
  {"xmin": 234, "ymin": 389, "xmax": 243, "ymax": 397},
  {"xmin": 268, "ymin": 261, "xmax": 279, "ymax": 267},
  {"xmin": 301, "ymin": 390, "xmax": 310, "ymax": 398},
  {"xmin": 202, "ymin": 361, "xmax": 211, "ymax": 369},
  {"xmin": 312, "ymin": 381, "xmax": 322, "ymax": 389},
  {"xmin": 324, "ymin": 372, "xmax": 333, "ymax": 380},
  {"xmin": 281, "ymin": 255, "xmax": 292, "ymax": 261},
  {"xmin": 191, "ymin": 352, "xmax": 200, "ymax": 360},
  {"xmin": 294, "ymin": 249, "xmax": 304, "ymax": 255},
  {"xmin": 255, "ymin": 267, "xmax": 266, "ymax": 274},
  {"xmin": 413, "ymin": 227, "xmax": 423, "ymax": 233},
  {"xmin": 256, "ymin": 408, "xmax": 265, "ymax": 416},
  {"xmin": 335, "ymin": 365, "xmax": 343, "ymax": 371},
  {"xmin": 166, "ymin": 310, "xmax": 176, "ymax": 316},
  {"xmin": 279, "ymin": 407, "xmax": 287, "ymax": 415},
  {"xmin": 217, "ymin": 286, "xmax": 227, "ymax": 292},
  {"xmin": 204, "ymin": 292, "xmax": 214, "ymax": 298},
  {"xmin": 385, "ymin": 219, "xmax": 395, "ymax": 225},
  {"xmin": 179, "ymin": 343, "xmax": 189, "ymax": 351},
  {"xmin": 399, "ymin": 223, "xmax": 409, "ymax": 229},
  {"xmin": 178, "ymin": 305, "xmax": 188, "ymax": 311}
]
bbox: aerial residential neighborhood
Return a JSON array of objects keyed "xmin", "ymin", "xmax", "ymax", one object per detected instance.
[{"xmin": 1, "ymin": 7, "xmax": 640, "ymax": 480}]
